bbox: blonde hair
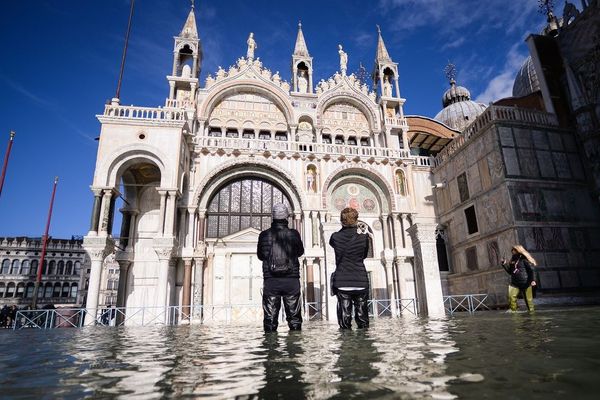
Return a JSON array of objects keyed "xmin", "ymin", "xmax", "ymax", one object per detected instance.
[
  {"xmin": 340, "ymin": 207, "xmax": 358, "ymax": 226},
  {"xmin": 512, "ymin": 244, "xmax": 537, "ymax": 266}
]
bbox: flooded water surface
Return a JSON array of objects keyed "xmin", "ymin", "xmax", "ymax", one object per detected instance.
[{"xmin": 1, "ymin": 307, "xmax": 599, "ymax": 399}]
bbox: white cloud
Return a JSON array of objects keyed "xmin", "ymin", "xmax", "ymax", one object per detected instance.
[
  {"xmin": 379, "ymin": 0, "xmax": 540, "ymax": 35},
  {"xmin": 474, "ymin": 42, "xmax": 527, "ymax": 103},
  {"xmin": 441, "ymin": 36, "xmax": 465, "ymax": 50}
]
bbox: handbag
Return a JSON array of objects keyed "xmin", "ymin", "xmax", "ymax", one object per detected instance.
[{"xmin": 330, "ymin": 271, "xmax": 338, "ymax": 296}]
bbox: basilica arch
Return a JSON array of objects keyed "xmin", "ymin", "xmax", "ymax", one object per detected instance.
[
  {"xmin": 199, "ymin": 80, "xmax": 295, "ymax": 125},
  {"xmin": 192, "ymin": 158, "xmax": 306, "ymax": 213},
  {"xmin": 316, "ymin": 93, "xmax": 380, "ymax": 132},
  {"xmin": 99, "ymin": 145, "xmax": 170, "ymax": 188},
  {"xmin": 321, "ymin": 165, "xmax": 395, "ymax": 213}
]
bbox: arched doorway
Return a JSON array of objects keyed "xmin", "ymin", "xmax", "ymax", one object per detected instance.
[{"xmin": 203, "ymin": 177, "xmax": 295, "ymax": 317}]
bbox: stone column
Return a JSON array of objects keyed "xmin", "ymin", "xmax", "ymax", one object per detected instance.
[
  {"xmin": 115, "ymin": 259, "xmax": 130, "ymax": 325},
  {"xmin": 308, "ymin": 67, "xmax": 314, "ymax": 94},
  {"xmin": 186, "ymin": 208, "xmax": 196, "ymax": 248},
  {"xmin": 84, "ymin": 248, "xmax": 107, "ymax": 325},
  {"xmin": 407, "ymin": 223, "xmax": 445, "ymax": 316},
  {"xmin": 98, "ymin": 189, "xmax": 115, "ymax": 236},
  {"xmin": 311, "ymin": 212, "xmax": 320, "ymax": 247},
  {"xmin": 193, "ymin": 255, "xmax": 205, "ymax": 319},
  {"xmin": 154, "ymin": 247, "xmax": 173, "ymax": 313},
  {"xmin": 305, "ymin": 257, "xmax": 315, "ymax": 310},
  {"xmin": 164, "ymin": 190, "xmax": 178, "ymax": 237},
  {"xmin": 401, "ymin": 214, "xmax": 412, "ymax": 248},
  {"xmin": 384, "ymin": 262, "xmax": 398, "ymax": 317},
  {"xmin": 169, "ymin": 81, "xmax": 175, "ymax": 100},
  {"xmin": 157, "ymin": 190, "xmax": 168, "ymax": 236},
  {"xmin": 126, "ymin": 211, "xmax": 138, "ymax": 251},
  {"xmin": 380, "ymin": 215, "xmax": 389, "ymax": 250},
  {"xmin": 294, "ymin": 212, "xmax": 302, "ymax": 234},
  {"xmin": 182, "ymin": 258, "xmax": 192, "ymax": 320},
  {"xmin": 88, "ymin": 188, "xmax": 103, "ymax": 235},
  {"xmin": 303, "ymin": 210, "xmax": 311, "ymax": 248},
  {"xmin": 391, "ymin": 213, "xmax": 401, "ymax": 248},
  {"xmin": 198, "ymin": 211, "xmax": 206, "ymax": 242},
  {"xmin": 394, "ymin": 77, "xmax": 401, "ymax": 102}
]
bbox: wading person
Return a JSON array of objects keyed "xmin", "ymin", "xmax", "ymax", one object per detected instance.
[
  {"xmin": 329, "ymin": 207, "xmax": 370, "ymax": 329},
  {"xmin": 257, "ymin": 203, "xmax": 304, "ymax": 332},
  {"xmin": 501, "ymin": 244, "xmax": 537, "ymax": 312}
]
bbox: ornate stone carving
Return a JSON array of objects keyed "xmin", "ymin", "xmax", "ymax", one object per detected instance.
[{"xmin": 154, "ymin": 247, "xmax": 174, "ymax": 260}]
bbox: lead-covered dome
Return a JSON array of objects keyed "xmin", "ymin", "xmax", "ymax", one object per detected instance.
[
  {"xmin": 434, "ymin": 79, "xmax": 487, "ymax": 131},
  {"xmin": 512, "ymin": 56, "xmax": 540, "ymax": 98}
]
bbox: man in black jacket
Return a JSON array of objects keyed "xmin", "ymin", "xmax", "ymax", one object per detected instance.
[
  {"xmin": 329, "ymin": 207, "xmax": 370, "ymax": 329},
  {"xmin": 257, "ymin": 203, "xmax": 304, "ymax": 332}
]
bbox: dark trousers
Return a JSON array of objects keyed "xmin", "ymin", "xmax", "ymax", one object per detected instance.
[
  {"xmin": 336, "ymin": 290, "xmax": 369, "ymax": 329},
  {"xmin": 263, "ymin": 278, "xmax": 302, "ymax": 332}
]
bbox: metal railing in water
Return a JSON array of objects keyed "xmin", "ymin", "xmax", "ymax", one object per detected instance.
[
  {"xmin": 443, "ymin": 294, "xmax": 489, "ymax": 315},
  {"xmin": 10, "ymin": 295, "xmax": 487, "ymax": 329}
]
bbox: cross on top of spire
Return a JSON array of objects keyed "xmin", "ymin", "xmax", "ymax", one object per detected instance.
[{"xmin": 444, "ymin": 62, "xmax": 457, "ymax": 84}]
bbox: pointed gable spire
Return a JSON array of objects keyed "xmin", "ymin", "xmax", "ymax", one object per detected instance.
[
  {"xmin": 376, "ymin": 25, "xmax": 392, "ymax": 63},
  {"xmin": 293, "ymin": 21, "xmax": 310, "ymax": 57},
  {"xmin": 180, "ymin": 3, "xmax": 198, "ymax": 39}
]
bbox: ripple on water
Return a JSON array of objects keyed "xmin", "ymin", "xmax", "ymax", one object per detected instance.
[{"xmin": 1, "ymin": 307, "xmax": 599, "ymax": 399}]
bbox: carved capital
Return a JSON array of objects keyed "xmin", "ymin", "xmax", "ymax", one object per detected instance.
[
  {"xmin": 154, "ymin": 247, "xmax": 174, "ymax": 260},
  {"xmin": 88, "ymin": 248, "xmax": 107, "ymax": 261},
  {"xmin": 194, "ymin": 241, "xmax": 206, "ymax": 258},
  {"xmin": 407, "ymin": 223, "xmax": 437, "ymax": 244}
]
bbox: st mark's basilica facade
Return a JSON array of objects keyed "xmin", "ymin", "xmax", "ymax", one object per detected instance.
[{"xmin": 82, "ymin": 3, "xmax": 600, "ymax": 324}]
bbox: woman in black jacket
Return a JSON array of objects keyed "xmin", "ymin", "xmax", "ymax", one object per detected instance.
[
  {"xmin": 329, "ymin": 207, "xmax": 370, "ymax": 329},
  {"xmin": 501, "ymin": 244, "xmax": 537, "ymax": 312}
]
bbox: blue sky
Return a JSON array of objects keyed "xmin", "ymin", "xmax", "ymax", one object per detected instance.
[{"xmin": 0, "ymin": 0, "xmax": 562, "ymax": 238}]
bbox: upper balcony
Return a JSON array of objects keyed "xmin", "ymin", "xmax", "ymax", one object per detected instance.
[
  {"xmin": 194, "ymin": 136, "xmax": 433, "ymax": 167},
  {"xmin": 98, "ymin": 104, "xmax": 187, "ymax": 126}
]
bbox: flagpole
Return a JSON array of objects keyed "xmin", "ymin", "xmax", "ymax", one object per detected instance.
[
  {"xmin": 114, "ymin": 0, "xmax": 135, "ymax": 101},
  {"xmin": 32, "ymin": 176, "xmax": 59, "ymax": 309},
  {"xmin": 0, "ymin": 131, "xmax": 15, "ymax": 198}
]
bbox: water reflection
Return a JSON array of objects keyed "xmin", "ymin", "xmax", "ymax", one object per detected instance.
[{"xmin": 1, "ymin": 308, "xmax": 598, "ymax": 399}]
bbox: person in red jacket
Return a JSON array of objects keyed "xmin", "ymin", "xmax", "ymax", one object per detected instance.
[
  {"xmin": 329, "ymin": 207, "xmax": 370, "ymax": 329},
  {"xmin": 501, "ymin": 244, "xmax": 537, "ymax": 312}
]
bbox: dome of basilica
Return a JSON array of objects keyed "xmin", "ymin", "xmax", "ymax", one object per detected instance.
[
  {"xmin": 434, "ymin": 79, "xmax": 487, "ymax": 131},
  {"xmin": 512, "ymin": 56, "xmax": 540, "ymax": 98}
]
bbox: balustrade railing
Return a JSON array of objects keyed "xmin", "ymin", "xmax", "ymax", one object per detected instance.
[
  {"xmin": 10, "ymin": 295, "xmax": 489, "ymax": 329},
  {"xmin": 101, "ymin": 104, "xmax": 186, "ymax": 121},
  {"xmin": 443, "ymin": 294, "xmax": 489, "ymax": 315},
  {"xmin": 433, "ymin": 105, "xmax": 559, "ymax": 168},
  {"xmin": 195, "ymin": 136, "xmax": 417, "ymax": 161}
]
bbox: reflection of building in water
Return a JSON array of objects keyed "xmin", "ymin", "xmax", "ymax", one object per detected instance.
[
  {"xmin": 83, "ymin": 2, "xmax": 600, "ymax": 323},
  {"xmin": 0, "ymin": 237, "xmax": 89, "ymax": 307}
]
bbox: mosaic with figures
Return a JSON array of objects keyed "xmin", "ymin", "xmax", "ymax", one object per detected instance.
[{"xmin": 330, "ymin": 183, "xmax": 379, "ymax": 214}]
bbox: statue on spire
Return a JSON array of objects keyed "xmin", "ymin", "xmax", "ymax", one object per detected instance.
[
  {"xmin": 247, "ymin": 32, "xmax": 257, "ymax": 60},
  {"xmin": 338, "ymin": 44, "xmax": 348, "ymax": 75}
]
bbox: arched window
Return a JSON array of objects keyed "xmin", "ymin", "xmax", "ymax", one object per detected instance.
[
  {"xmin": 206, "ymin": 178, "xmax": 293, "ymax": 238},
  {"xmin": 57, "ymin": 261, "xmax": 65, "ymax": 275},
  {"xmin": 20, "ymin": 260, "xmax": 30, "ymax": 275},
  {"xmin": 61, "ymin": 283, "xmax": 70, "ymax": 297},
  {"xmin": 31, "ymin": 260, "xmax": 39, "ymax": 276},
  {"xmin": 25, "ymin": 283, "xmax": 35, "ymax": 298},
  {"xmin": 41, "ymin": 260, "xmax": 47, "ymax": 275},
  {"xmin": 74, "ymin": 262, "xmax": 81, "ymax": 276},
  {"xmin": 16, "ymin": 283, "xmax": 25, "ymax": 298},
  {"xmin": 10, "ymin": 259, "xmax": 20, "ymax": 274},
  {"xmin": 65, "ymin": 261, "xmax": 73, "ymax": 275},
  {"xmin": 0, "ymin": 283, "xmax": 6, "ymax": 297},
  {"xmin": 48, "ymin": 260, "xmax": 56, "ymax": 275},
  {"xmin": 44, "ymin": 283, "xmax": 53, "ymax": 298},
  {"xmin": 436, "ymin": 229, "xmax": 450, "ymax": 272},
  {"xmin": 6, "ymin": 282, "xmax": 16, "ymax": 298},
  {"xmin": 395, "ymin": 169, "xmax": 407, "ymax": 196},
  {"xmin": 53, "ymin": 283, "xmax": 61, "ymax": 297},
  {"xmin": 70, "ymin": 283, "xmax": 78, "ymax": 298},
  {"xmin": 1, "ymin": 259, "xmax": 9, "ymax": 275}
]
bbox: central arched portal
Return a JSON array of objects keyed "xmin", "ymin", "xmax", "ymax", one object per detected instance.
[{"xmin": 203, "ymin": 177, "xmax": 295, "ymax": 319}]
